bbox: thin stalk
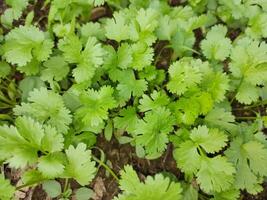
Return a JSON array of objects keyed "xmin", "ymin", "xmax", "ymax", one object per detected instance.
[
  {"xmin": 235, "ymin": 116, "xmax": 257, "ymax": 120},
  {"xmin": 92, "ymin": 156, "xmax": 119, "ymax": 181},
  {"xmin": 181, "ymin": 46, "xmax": 201, "ymax": 55},
  {"xmin": 63, "ymin": 178, "xmax": 69, "ymax": 193},
  {"xmin": 0, "ymin": 95, "xmax": 14, "ymax": 105},
  {"xmin": 16, "ymin": 179, "xmax": 48, "ymax": 191},
  {"xmin": 230, "ymin": 76, "xmax": 244, "ymax": 104},
  {"xmin": 244, "ymin": 99, "xmax": 267, "ymax": 109}
]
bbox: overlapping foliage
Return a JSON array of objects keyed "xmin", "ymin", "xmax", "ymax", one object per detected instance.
[{"xmin": 0, "ymin": 0, "xmax": 267, "ymax": 199}]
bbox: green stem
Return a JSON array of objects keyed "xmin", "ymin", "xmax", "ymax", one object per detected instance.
[
  {"xmin": 235, "ymin": 116, "xmax": 257, "ymax": 120},
  {"xmin": 16, "ymin": 179, "xmax": 48, "ymax": 191},
  {"xmin": 63, "ymin": 178, "xmax": 69, "ymax": 193},
  {"xmin": 92, "ymin": 156, "xmax": 119, "ymax": 181},
  {"xmin": 0, "ymin": 114, "xmax": 13, "ymax": 121},
  {"xmin": 181, "ymin": 46, "xmax": 201, "ymax": 55},
  {"xmin": 230, "ymin": 76, "xmax": 244, "ymax": 104},
  {"xmin": 197, "ymin": 146, "xmax": 206, "ymax": 157},
  {"xmin": 0, "ymin": 96, "xmax": 14, "ymax": 105},
  {"xmin": 108, "ymin": 2, "xmax": 123, "ymax": 9},
  {"xmin": 244, "ymin": 99, "xmax": 267, "ymax": 109}
]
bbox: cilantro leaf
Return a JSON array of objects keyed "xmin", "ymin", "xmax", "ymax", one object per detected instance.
[
  {"xmin": 200, "ymin": 71, "xmax": 230, "ymax": 102},
  {"xmin": 174, "ymin": 140, "xmax": 201, "ymax": 174},
  {"xmin": 190, "ymin": 126, "xmax": 228, "ymax": 154},
  {"xmin": 196, "ymin": 156, "xmax": 235, "ymax": 193},
  {"xmin": 204, "ymin": 107, "xmax": 236, "ymax": 131},
  {"xmin": 135, "ymin": 108, "xmax": 175, "ymax": 158},
  {"xmin": 75, "ymin": 86, "xmax": 117, "ymax": 128},
  {"xmin": 114, "ymin": 165, "xmax": 183, "ymax": 200},
  {"xmin": 14, "ymin": 87, "xmax": 72, "ymax": 134},
  {"xmin": 0, "ymin": 61, "xmax": 11, "ymax": 79},
  {"xmin": 116, "ymin": 70, "xmax": 147, "ymax": 101},
  {"xmin": 41, "ymin": 56, "xmax": 70, "ymax": 83},
  {"xmin": 114, "ymin": 107, "xmax": 139, "ymax": 133},
  {"xmin": 226, "ymin": 138, "xmax": 267, "ymax": 194},
  {"xmin": 174, "ymin": 125, "xmax": 234, "ymax": 193},
  {"xmin": 0, "ymin": 174, "xmax": 15, "ymax": 200},
  {"xmin": 211, "ymin": 189, "xmax": 240, "ymax": 200},
  {"xmin": 138, "ymin": 90, "xmax": 170, "ymax": 112},
  {"xmin": 167, "ymin": 58, "xmax": 203, "ymax": 96},
  {"xmin": 64, "ymin": 143, "xmax": 96, "ymax": 186},
  {"xmin": 201, "ymin": 25, "xmax": 232, "ymax": 61},
  {"xmin": 105, "ymin": 11, "xmax": 130, "ymax": 42},
  {"xmin": 156, "ymin": 15, "xmax": 177, "ymax": 40},
  {"xmin": 0, "ymin": 117, "xmax": 64, "ymax": 168},
  {"xmin": 131, "ymin": 42, "xmax": 154, "ymax": 71},
  {"xmin": 3, "ymin": 25, "xmax": 53, "ymax": 70},
  {"xmin": 172, "ymin": 90, "xmax": 214, "ymax": 125},
  {"xmin": 38, "ymin": 153, "xmax": 65, "ymax": 178},
  {"xmin": 59, "ymin": 36, "xmax": 104, "ymax": 83},
  {"xmin": 229, "ymin": 37, "xmax": 267, "ymax": 104}
]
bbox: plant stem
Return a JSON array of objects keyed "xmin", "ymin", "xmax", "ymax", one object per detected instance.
[
  {"xmin": 230, "ymin": 76, "xmax": 244, "ymax": 104},
  {"xmin": 16, "ymin": 179, "xmax": 48, "ymax": 191},
  {"xmin": 235, "ymin": 116, "xmax": 257, "ymax": 120},
  {"xmin": 244, "ymin": 99, "xmax": 267, "ymax": 109},
  {"xmin": 63, "ymin": 178, "xmax": 69, "ymax": 193},
  {"xmin": 92, "ymin": 156, "xmax": 119, "ymax": 181}
]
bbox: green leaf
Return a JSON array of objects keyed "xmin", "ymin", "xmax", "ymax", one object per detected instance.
[
  {"xmin": 201, "ymin": 25, "xmax": 232, "ymax": 61},
  {"xmin": 182, "ymin": 183, "xmax": 198, "ymax": 200},
  {"xmin": 81, "ymin": 22, "xmax": 105, "ymax": 41},
  {"xmin": 14, "ymin": 87, "xmax": 72, "ymax": 134},
  {"xmin": 18, "ymin": 76, "xmax": 45, "ymax": 102},
  {"xmin": 64, "ymin": 143, "xmax": 96, "ymax": 186},
  {"xmin": 204, "ymin": 107, "xmax": 236, "ymax": 131},
  {"xmin": 156, "ymin": 15, "xmax": 177, "ymax": 40},
  {"xmin": 196, "ymin": 156, "xmax": 235, "ymax": 193},
  {"xmin": 115, "ymin": 165, "xmax": 183, "ymax": 200},
  {"xmin": 211, "ymin": 189, "xmax": 240, "ymax": 200},
  {"xmin": 75, "ymin": 86, "xmax": 116, "ymax": 128},
  {"xmin": 229, "ymin": 37, "xmax": 267, "ymax": 104},
  {"xmin": 0, "ymin": 116, "xmax": 64, "ymax": 168},
  {"xmin": 21, "ymin": 170, "xmax": 45, "ymax": 186},
  {"xmin": 105, "ymin": 11, "xmax": 130, "ymax": 42},
  {"xmin": 3, "ymin": 25, "xmax": 53, "ymax": 69},
  {"xmin": 135, "ymin": 107, "xmax": 175, "ymax": 157},
  {"xmin": 190, "ymin": 125, "xmax": 228, "ymax": 153},
  {"xmin": 75, "ymin": 187, "xmax": 94, "ymax": 200},
  {"xmin": 104, "ymin": 120, "xmax": 113, "ymax": 141},
  {"xmin": 0, "ymin": 116, "xmax": 43, "ymax": 168},
  {"xmin": 41, "ymin": 56, "xmax": 69, "ymax": 82},
  {"xmin": 59, "ymin": 36, "xmax": 104, "ymax": 83},
  {"xmin": 167, "ymin": 58, "xmax": 204, "ymax": 95},
  {"xmin": 0, "ymin": 174, "xmax": 15, "ymax": 200},
  {"xmin": 1, "ymin": 8, "xmax": 22, "ymax": 28},
  {"xmin": 42, "ymin": 180, "xmax": 62, "ymax": 198},
  {"xmin": 38, "ymin": 153, "xmax": 65, "ymax": 178},
  {"xmin": 0, "ymin": 61, "xmax": 11, "ymax": 79},
  {"xmin": 226, "ymin": 137, "xmax": 267, "ymax": 194},
  {"xmin": 138, "ymin": 90, "xmax": 170, "ymax": 112},
  {"xmin": 200, "ymin": 71, "xmax": 230, "ymax": 102},
  {"xmin": 41, "ymin": 126, "xmax": 64, "ymax": 153},
  {"xmin": 116, "ymin": 70, "xmax": 147, "ymax": 101},
  {"xmin": 174, "ymin": 140, "xmax": 201, "ymax": 174},
  {"xmin": 114, "ymin": 107, "xmax": 139, "ymax": 133},
  {"xmin": 131, "ymin": 42, "xmax": 154, "ymax": 71},
  {"xmin": 174, "ymin": 125, "xmax": 234, "ymax": 193}
]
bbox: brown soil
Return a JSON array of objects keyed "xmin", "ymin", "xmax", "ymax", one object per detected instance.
[{"xmin": 91, "ymin": 134, "xmax": 182, "ymax": 199}]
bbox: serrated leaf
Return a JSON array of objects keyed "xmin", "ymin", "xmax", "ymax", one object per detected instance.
[{"xmin": 64, "ymin": 143, "xmax": 96, "ymax": 186}]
